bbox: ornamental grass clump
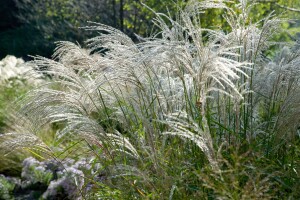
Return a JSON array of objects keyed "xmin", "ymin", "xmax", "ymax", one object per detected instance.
[{"xmin": 1, "ymin": 0, "xmax": 300, "ymax": 198}]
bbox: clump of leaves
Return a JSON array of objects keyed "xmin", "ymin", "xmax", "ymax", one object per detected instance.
[{"xmin": 0, "ymin": 175, "xmax": 15, "ymax": 200}]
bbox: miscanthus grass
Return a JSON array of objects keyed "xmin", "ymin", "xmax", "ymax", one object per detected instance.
[{"xmin": 1, "ymin": 0, "xmax": 299, "ymax": 198}]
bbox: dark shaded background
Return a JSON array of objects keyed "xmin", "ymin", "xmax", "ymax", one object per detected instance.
[{"xmin": 0, "ymin": 0, "xmax": 299, "ymax": 60}]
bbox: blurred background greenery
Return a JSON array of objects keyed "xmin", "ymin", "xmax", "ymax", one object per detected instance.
[{"xmin": 0, "ymin": 0, "xmax": 299, "ymax": 60}]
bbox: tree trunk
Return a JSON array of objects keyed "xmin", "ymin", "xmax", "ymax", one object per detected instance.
[
  {"xmin": 120, "ymin": 0, "xmax": 124, "ymax": 32},
  {"xmin": 112, "ymin": 0, "xmax": 116, "ymax": 27}
]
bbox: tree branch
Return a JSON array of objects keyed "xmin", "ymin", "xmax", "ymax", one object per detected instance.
[{"xmin": 275, "ymin": 3, "xmax": 300, "ymax": 13}]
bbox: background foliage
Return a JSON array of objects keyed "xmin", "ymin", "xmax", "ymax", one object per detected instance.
[{"xmin": 0, "ymin": 0, "xmax": 300, "ymax": 59}]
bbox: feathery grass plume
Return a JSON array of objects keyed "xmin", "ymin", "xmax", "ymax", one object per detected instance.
[
  {"xmin": 3, "ymin": 0, "xmax": 254, "ymax": 175},
  {"xmin": 253, "ymin": 45, "xmax": 300, "ymax": 147},
  {"xmin": 200, "ymin": 0, "xmax": 287, "ymax": 144},
  {"xmin": 140, "ymin": 0, "xmax": 250, "ymax": 115},
  {"xmin": 0, "ymin": 132, "xmax": 50, "ymax": 158},
  {"xmin": 0, "ymin": 109, "xmax": 54, "ymax": 161},
  {"xmin": 8, "ymin": 24, "xmax": 142, "ymax": 169},
  {"xmin": 161, "ymin": 111, "xmax": 218, "ymax": 170}
]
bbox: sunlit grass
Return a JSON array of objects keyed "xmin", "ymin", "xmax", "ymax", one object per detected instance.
[{"xmin": 0, "ymin": 0, "xmax": 299, "ymax": 199}]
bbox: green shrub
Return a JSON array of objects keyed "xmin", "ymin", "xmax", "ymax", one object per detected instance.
[{"xmin": 0, "ymin": 176, "xmax": 15, "ymax": 200}]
